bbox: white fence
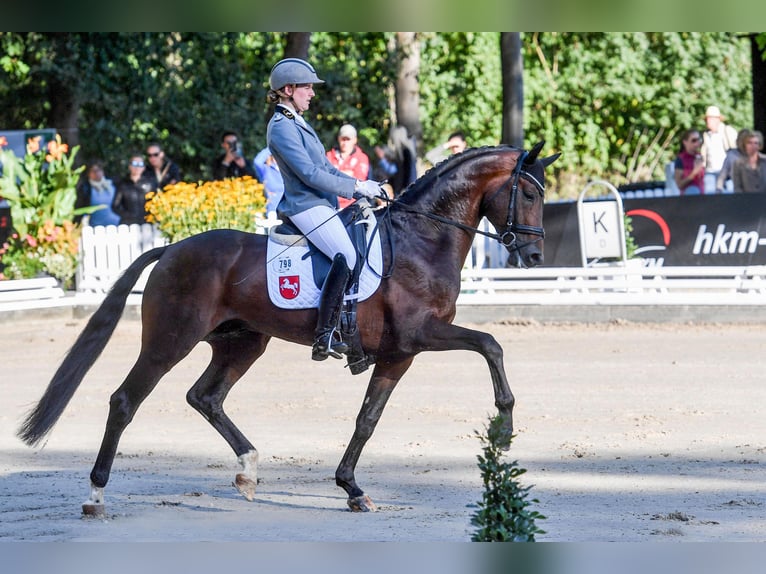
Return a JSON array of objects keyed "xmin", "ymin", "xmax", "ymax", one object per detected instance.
[
  {"xmin": 73, "ymin": 224, "xmax": 766, "ymax": 306},
  {"xmin": 75, "ymin": 221, "xmax": 277, "ymax": 294},
  {"xmin": 459, "ymin": 264, "xmax": 766, "ymax": 306},
  {"xmin": 0, "ymin": 276, "xmax": 66, "ymax": 311},
  {"xmin": 76, "ymin": 224, "xmax": 167, "ymax": 294},
  {"xmin": 4, "ymin": 223, "xmax": 766, "ymax": 310}
]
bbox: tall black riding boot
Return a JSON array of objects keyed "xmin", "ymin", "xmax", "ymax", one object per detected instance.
[{"xmin": 312, "ymin": 253, "xmax": 352, "ymax": 361}]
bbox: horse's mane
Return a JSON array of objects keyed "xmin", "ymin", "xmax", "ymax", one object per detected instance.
[{"xmin": 396, "ymin": 145, "xmax": 521, "ymax": 205}]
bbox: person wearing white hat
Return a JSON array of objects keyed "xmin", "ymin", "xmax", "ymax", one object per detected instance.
[
  {"xmin": 266, "ymin": 58, "xmax": 383, "ymax": 361},
  {"xmin": 702, "ymin": 105, "xmax": 738, "ymax": 193}
]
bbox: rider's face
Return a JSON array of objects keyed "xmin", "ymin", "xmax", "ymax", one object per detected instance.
[{"xmin": 288, "ymin": 83, "xmax": 315, "ymax": 114}]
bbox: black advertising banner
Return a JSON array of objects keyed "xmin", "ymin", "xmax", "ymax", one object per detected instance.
[{"xmin": 543, "ymin": 193, "xmax": 766, "ymax": 267}]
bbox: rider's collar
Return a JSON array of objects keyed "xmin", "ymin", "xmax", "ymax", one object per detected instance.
[
  {"xmin": 276, "ymin": 104, "xmax": 294, "ymax": 118},
  {"xmin": 277, "ymin": 104, "xmax": 307, "ymax": 127}
]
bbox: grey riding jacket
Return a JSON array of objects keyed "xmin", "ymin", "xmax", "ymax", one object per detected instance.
[{"xmin": 266, "ymin": 105, "xmax": 356, "ymax": 218}]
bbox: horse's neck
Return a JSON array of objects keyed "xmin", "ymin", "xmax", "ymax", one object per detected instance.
[{"xmin": 392, "ymin": 193, "xmax": 480, "ymax": 274}]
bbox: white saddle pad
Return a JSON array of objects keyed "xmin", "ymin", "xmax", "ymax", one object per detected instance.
[{"xmin": 266, "ymin": 210, "xmax": 383, "ymax": 309}]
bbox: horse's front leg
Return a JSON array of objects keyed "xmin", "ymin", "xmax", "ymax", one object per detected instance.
[
  {"xmin": 336, "ymin": 358, "xmax": 414, "ymax": 512},
  {"xmin": 417, "ymin": 319, "xmax": 515, "ymax": 448}
]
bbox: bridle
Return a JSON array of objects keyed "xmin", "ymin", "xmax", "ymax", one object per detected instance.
[
  {"xmin": 364, "ymin": 148, "xmax": 547, "ymax": 278},
  {"xmin": 388, "ymin": 148, "xmax": 545, "ymax": 254},
  {"xmin": 492, "ymin": 149, "xmax": 546, "ymax": 251}
]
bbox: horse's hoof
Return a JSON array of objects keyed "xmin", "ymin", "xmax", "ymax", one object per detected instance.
[
  {"xmin": 347, "ymin": 495, "xmax": 377, "ymax": 512},
  {"xmin": 234, "ymin": 473, "xmax": 256, "ymax": 501},
  {"xmin": 82, "ymin": 503, "xmax": 106, "ymax": 518}
]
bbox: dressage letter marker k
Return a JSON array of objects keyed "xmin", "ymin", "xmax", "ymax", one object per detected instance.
[{"xmin": 592, "ymin": 211, "xmax": 608, "ymax": 233}]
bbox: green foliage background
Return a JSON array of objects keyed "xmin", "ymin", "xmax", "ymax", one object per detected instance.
[{"xmin": 0, "ymin": 32, "xmax": 755, "ymax": 199}]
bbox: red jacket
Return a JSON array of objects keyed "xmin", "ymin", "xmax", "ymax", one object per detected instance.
[
  {"xmin": 326, "ymin": 146, "xmax": 370, "ymax": 208},
  {"xmin": 675, "ymin": 150, "xmax": 705, "ymax": 193},
  {"xmin": 326, "ymin": 146, "xmax": 370, "ymax": 179}
]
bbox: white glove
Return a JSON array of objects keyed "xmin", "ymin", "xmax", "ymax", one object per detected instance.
[{"xmin": 354, "ymin": 179, "xmax": 382, "ymax": 200}]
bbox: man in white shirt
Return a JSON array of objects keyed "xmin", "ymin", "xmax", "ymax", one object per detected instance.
[{"xmin": 701, "ymin": 105, "xmax": 738, "ymax": 194}]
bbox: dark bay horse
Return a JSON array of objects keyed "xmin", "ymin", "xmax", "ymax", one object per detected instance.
[{"xmin": 17, "ymin": 142, "xmax": 559, "ymax": 515}]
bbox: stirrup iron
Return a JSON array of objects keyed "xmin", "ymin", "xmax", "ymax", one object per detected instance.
[{"xmin": 312, "ymin": 327, "xmax": 349, "ymax": 361}]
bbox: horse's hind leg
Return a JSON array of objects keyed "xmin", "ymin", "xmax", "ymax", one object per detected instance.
[
  {"xmin": 335, "ymin": 357, "xmax": 414, "ymax": 512},
  {"xmin": 84, "ymin": 348, "xmax": 191, "ymax": 516},
  {"xmin": 186, "ymin": 332, "xmax": 271, "ymax": 501}
]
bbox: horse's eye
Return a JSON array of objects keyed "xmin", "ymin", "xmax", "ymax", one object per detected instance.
[{"xmin": 523, "ymin": 189, "xmax": 536, "ymax": 202}]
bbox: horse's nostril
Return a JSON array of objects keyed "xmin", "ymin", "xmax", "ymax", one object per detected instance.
[{"xmin": 528, "ymin": 252, "xmax": 543, "ymax": 267}]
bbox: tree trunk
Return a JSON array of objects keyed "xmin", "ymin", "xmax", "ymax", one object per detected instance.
[
  {"xmin": 500, "ymin": 32, "xmax": 524, "ymax": 148},
  {"xmin": 285, "ymin": 32, "xmax": 311, "ymax": 60},
  {"xmin": 47, "ymin": 34, "xmax": 81, "ymax": 150},
  {"xmin": 750, "ymin": 34, "xmax": 766, "ymax": 137},
  {"xmin": 395, "ymin": 32, "xmax": 422, "ymax": 150},
  {"xmin": 48, "ymin": 77, "xmax": 80, "ymax": 149}
]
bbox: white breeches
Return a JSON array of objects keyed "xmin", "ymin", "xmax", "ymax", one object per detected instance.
[{"xmin": 289, "ymin": 204, "xmax": 357, "ymax": 271}]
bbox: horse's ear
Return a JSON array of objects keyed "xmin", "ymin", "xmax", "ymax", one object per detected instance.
[
  {"xmin": 524, "ymin": 141, "xmax": 545, "ymax": 165},
  {"xmin": 540, "ymin": 152, "xmax": 561, "ymax": 168}
]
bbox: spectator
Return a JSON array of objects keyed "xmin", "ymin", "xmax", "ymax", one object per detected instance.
[
  {"xmin": 673, "ymin": 129, "xmax": 705, "ymax": 196},
  {"xmin": 372, "ymin": 144, "xmax": 398, "ymax": 198},
  {"xmin": 253, "ymin": 146, "xmax": 285, "ymax": 216},
  {"xmin": 112, "ymin": 154, "xmax": 154, "ymax": 225},
  {"xmin": 75, "ymin": 161, "xmax": 121, "ymax": 226},
  {"xmin": 701, "ymin": 105, "xmax": 738, "ymax": 194},
  {"xmin": 386, "ymin": 125, "xmax": 418, "ymax": 197},
  {"xmin": 326, "ymin": 124, "xmax": 370, "ymax": 208},
  {"xmin": 444, "ymin": 131, "xmax": 468, "ymax": 155},
  {"xmin": 716, "ymin": 129, "xmax": 751, "ymax": 193},
  {"xmin": 424, "ymin": 131, "xmax": 468, "ymax": 167},
  {"xmin": 212, "ymin": 131, "xmax": 255, "ymax": 181},
  {"xmin": 732, "ymin": 130, "xmax": 766, "ymax": 194},
  {"xmin": 145, "ymin": 142, "xmax": 181, "ymax": 192}
]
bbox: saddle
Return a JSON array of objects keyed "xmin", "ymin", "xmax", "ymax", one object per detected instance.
[
  {"xmin": 270, "ymin": 203, "xmax": 366, "ymax": 291},
  {"xmin": 266, "ymin": 201, "xmax": 383, "ymax": 375}
]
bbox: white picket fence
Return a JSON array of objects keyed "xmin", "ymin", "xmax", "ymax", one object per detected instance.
[
  {"xmin": 75, "ymin": 224, "xmax": 167, "ymax": 294},
  {"xmin": 75, "ymin": 220, "xmax": 279, "ymax": 294}
]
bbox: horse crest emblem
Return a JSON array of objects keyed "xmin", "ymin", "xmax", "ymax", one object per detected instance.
[{"xmin": 279, "ymin": 276, "xmax": 300, "ymax": 299}]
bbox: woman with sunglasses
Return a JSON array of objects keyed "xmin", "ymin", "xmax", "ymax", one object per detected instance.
[
  {"xmin": 265, "ymin": 58, "xmax": 382, "ymax": 362},
  {"xmin": 674, "ymin": 129, "xmax": 705, "ymax": 195},
  {"xmin": 145, "ymin": 143, "xmax": 181, "ymax": 192},
  {"xmin": 112, "ymin": 155, "xmax": 155, "ymax": 225}
]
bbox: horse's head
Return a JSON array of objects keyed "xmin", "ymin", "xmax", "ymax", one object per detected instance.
[{"xmin": 484, "ymin": 141, "xmax": 560, "ymax": 268}]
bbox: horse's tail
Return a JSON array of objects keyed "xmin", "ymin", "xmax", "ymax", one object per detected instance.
[{"xmin": 17, "ymin": 246, "xmax": 167, "ymax": 446}]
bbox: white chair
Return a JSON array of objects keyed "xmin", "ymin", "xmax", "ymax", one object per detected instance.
[{"xmin": 665, "ymin": 161, "xmax": 680, "ymax": 195}]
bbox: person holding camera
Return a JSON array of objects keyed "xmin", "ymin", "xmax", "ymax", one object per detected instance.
[{"xmin": 212, "ymin": 131, "xmax": 255, "ymax": 181}]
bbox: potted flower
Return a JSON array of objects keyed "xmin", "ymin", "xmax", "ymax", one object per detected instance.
[{"xmin": 0, "ymin": 134, "xmax": 94, "ymax": 286}]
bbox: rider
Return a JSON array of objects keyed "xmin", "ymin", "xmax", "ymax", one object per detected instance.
[{"xmin": 266, "ymin": 57, "xmax": 382, "ymax": 361}]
